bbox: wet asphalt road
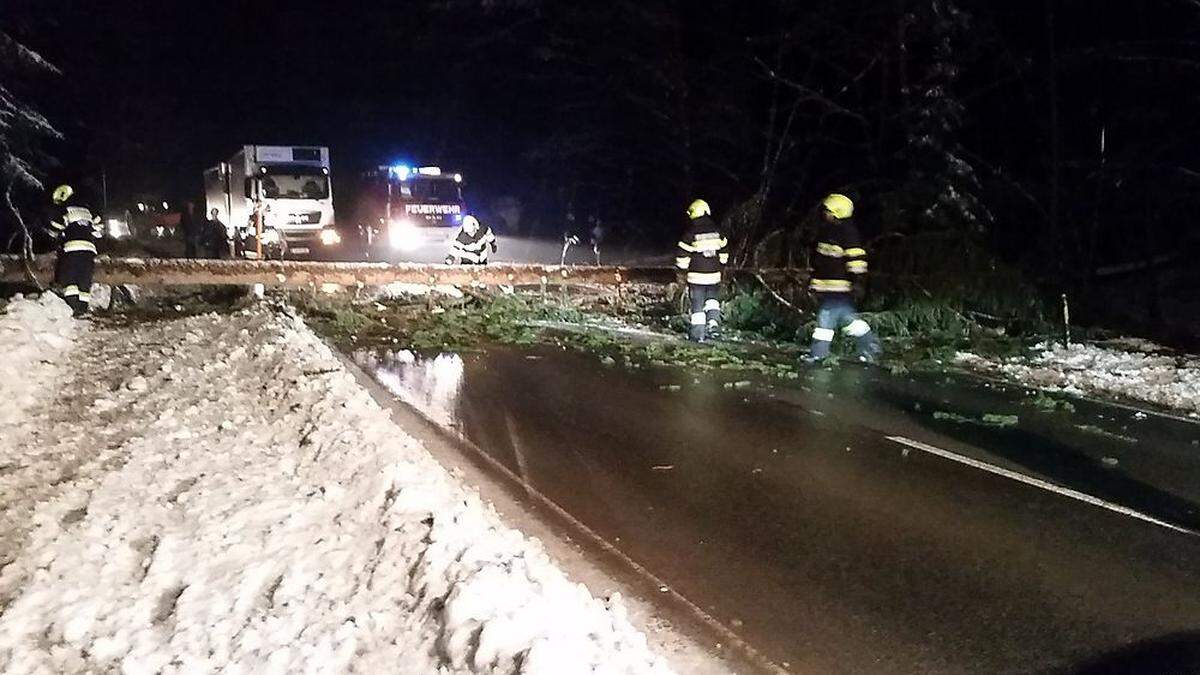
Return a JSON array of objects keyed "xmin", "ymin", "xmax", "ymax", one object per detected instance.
[{"xmin": 356, "ymin": 346, "xmax": 1200, "ymax": 674}]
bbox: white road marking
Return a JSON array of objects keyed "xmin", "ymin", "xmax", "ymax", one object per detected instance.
[{"xmin": 886, "ymin": 435, "xmax": 1198, "ymax": 536}]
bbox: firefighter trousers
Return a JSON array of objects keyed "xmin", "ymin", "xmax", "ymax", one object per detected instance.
[
  {"xmin": 55, "ymin": 249, "xmax": 96, "ymax": 316},
  {"xmin": 808, "ymin": 295, "xmax": 880, "ymax": 361},
  {"xmin": 688, "ymin": 283, "xmax": 721, "ymax": 341}
]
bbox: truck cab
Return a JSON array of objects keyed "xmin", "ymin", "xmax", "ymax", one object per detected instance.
[{"xmin": 205, "ymin": 145, "xmax": 340, "ymax": 259}]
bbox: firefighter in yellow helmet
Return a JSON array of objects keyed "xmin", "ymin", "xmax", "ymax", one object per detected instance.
[
  {"xmin": 676, "ymin": 199, "xmax": 729, "ymax": 341},
  {"xmin": 807, "ymin": 193, "xmax": 880, "ymax": 362},
  {"xmin": 46, "ymin": 184, "xmax": 102, "ymax": 317}
]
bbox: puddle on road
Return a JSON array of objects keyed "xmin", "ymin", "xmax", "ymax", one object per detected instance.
[
  {"xmin": 355, "ymin": 349, "xmax": 466, "ymax": 430},
  {"xmin": 351, "ymin": 344, "xmax": 756, "ymax": 483}
]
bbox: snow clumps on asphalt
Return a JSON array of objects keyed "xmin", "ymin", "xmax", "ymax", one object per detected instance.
[
  {"xmin": 0, "ymin": 303, "xmax": 672, "ymax": 674},
  {"xmin": 957, "ymin": 342, "xmax": 1200, "ymax": 415}
]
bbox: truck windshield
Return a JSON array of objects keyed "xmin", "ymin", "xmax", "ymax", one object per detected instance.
[
  {"xmin": 262, "ymin": 174, "xmax": 329, "ymax": 200},
  {"xmin": 408, "ymin": 178, "xmax": 461, "ymax": 202}
]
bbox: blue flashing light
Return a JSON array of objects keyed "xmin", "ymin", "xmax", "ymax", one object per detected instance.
[
  {"xmin": 389, "ymin": 164, "xmax": 411, "ymax": 180},
  {"xmin": 452, "ymin": 213, "xmax": 464, "ymax": 224}
]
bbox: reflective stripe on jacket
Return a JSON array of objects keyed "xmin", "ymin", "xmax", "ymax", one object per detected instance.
[
  {"xmin": 450, "ymin": 225, "xmax": 495, "ymax": 261},
  {"xmin": 63, "ymin": 240, "xmax": 98, "ymax": 254},
  {"xmin": 811, "ymin": 218, "xmax": 866, "ymax": 294},
  {"xmin": 676, "ymin": 215, "xmax": 728, "ymax": 286}
]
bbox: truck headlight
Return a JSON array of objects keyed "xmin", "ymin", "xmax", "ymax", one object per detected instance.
[
  {"xmin": 320, "ymin": 228, "xmax": 341, "ymax": 246},
  {"xmin": 388, "ymin": 219, "xmax": 421, "ymax": 251}
]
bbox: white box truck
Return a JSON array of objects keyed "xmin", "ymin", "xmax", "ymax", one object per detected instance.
[{"xmin": 204, "ymin": 145, "xmax": 340, "ymax": 259}]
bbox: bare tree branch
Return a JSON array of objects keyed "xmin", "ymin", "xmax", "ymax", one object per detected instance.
[{"xmin": 752, "ymin": 57, "xmax": 868, "ymax": 123}]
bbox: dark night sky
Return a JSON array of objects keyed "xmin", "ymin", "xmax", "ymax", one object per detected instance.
[
  {"xmin": 25, "ymin": 4, "xmax": 457, "ymax": 201},
  {"xmin": 7, "ymin": 1, "xmax": 1200, "ymax": 249},
  {"xmin": 8, "ymin": 3, "xmax": 524, "ymax": 213}
]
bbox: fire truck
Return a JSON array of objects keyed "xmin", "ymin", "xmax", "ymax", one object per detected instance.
[
  {"xmin": 204, "ymin": 145, "xmax": 340, "ymax": 259},
  {"xmin": 359, "ymin": 164, "xmax": 467, "ymax": 257}
]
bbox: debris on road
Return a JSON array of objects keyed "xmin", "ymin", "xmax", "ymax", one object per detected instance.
[
  {"xmin": 1027, "ymin": 391, "xmax": 1076, "ymax": 414},
  {"xmin": 1075, "ymin": 424, "xmax": 1139, "ymax": 445},
  {"xmin": 982, "ymin": 413, "xmax": 1020, "ymax": 427},
  {"xmin": 932, "ymin": 410, "xmax": 1020, "ymax": 428}
]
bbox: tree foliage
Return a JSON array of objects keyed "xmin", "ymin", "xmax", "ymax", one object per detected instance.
[
  {"xmin": 415, "ymin": 0, "xmax": 1200, "ymax": 297},
  {"xmin": 0, "ymin": 25, "xmax": 59, "ymax": 262}
]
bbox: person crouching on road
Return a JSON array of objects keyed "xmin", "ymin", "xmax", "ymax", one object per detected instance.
[
  {"xmin": 46, "ymin": 184, "xmax": 102, "ymax": 317},
  {"xmin": 807, "ymin": 193, "xmax": 881, "ymax": 363},
  {"xmin": 445, "ymin": 215, "xmax": 497, "ymax": 265},
  {"xmin": 676, "ymin": 199, "xmax": 729, "ymax": 342}
]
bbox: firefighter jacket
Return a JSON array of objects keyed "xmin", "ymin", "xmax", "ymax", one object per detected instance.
[
  {"xmin": 449, "ymin": 224, "xmax": 496, "ymax": 263},
  {"xmin": 675, "ymin": 215, "xmax": 729, "ymax": 286},
  {"xmin": 810, "ymin": 218, "xmax": 867, "ymax": 294},
  {"xmin": 49, "ymin": 204, "xmax": 102, "ymax": 255}
]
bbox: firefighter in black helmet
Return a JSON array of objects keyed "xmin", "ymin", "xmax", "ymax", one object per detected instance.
[
  {"xmin": 676, "ymin": 199, "xmax": 729, "ymax": 342},
  {"xmin": 47, "ymin": 184, "xmax": 102, "ymax": 316}
]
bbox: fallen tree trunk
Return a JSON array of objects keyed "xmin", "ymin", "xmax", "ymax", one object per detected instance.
[{"xmin": 0, "ymin": 255, "xmax": 805, "ymax": 289}]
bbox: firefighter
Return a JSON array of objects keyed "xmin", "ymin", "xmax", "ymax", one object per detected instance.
[
  {"xmin": 806, "ymin": 193, "xmax": 880, "ymax": 362},
  {"xmin": 445, "ymin": 215, "xmax": 497, "ymax": 265},
  {"xmin": 46, "ymin": 184, "xmax": 102, "ymax": 317},
  {"xmin": 675, "ymin": 199, "xmax": 729, "ymax": 342}
]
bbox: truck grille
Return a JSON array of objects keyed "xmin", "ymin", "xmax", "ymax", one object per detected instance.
[{"xmin": 284, "ymin": 212, "xmax": 321, "ymax": 225}]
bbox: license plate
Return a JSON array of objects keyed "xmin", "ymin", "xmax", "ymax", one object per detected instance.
[{"xmin": 292, "ymin": 247, "xmax": 310, "ymax": 254}]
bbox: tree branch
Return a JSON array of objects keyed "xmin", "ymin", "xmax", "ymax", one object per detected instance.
[{"xmin": 752, "ymin": 57, "xmax": 868, "ymax": 123}]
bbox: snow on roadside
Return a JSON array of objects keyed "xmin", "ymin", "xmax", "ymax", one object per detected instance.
[
  {"xmin": 371, "ymin": 281, "xmax": 466, "ymax": 299},
  {"xmin": 956, "ymin": 342, "xmax": 1200, "ymax": 415},
  {"xmin": 0, "ymin": 305, "xmax": 672, "ymax": 674},
  {"xmin": 0, "ymin": 293, "xmax": 79, "ymax": 429}
]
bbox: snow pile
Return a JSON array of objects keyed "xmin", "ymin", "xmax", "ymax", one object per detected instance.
[
  {"xmin": 371, "ymin": 281, "xmax": 466, "ymax": 299},
  {"xmin": 89, "ymin": 283, "xmax": 112, "ymax": 310},
  {"xmin": 0, "ymin": 306, "xmax": 671, "ymax": 674},
  {"xmin": 957, "ymin": 342, "xmax": 1200, "ymax": 414},
  {"xmin": 0, "ymin": 293, "xmax": 79, "ymax": 428},
  {"xmin": 1092, "ymin": 336, "xmax": 1170, "ymax": 354}
]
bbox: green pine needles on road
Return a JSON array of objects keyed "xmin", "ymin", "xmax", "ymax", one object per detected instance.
[{"xmin": 295, "ymin": 279, "xmax": 1050, "ymax": 381}]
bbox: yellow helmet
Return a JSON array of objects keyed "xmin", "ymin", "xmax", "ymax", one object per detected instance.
[
  {"xmin": 822, "ymin": 193, "xmax": 853, "ymax": 220},
  {"xmin": 686, "ymin": 199, "xmax": 711, "ymax": 220},
  {"xmin": 52, "ymin": 184, "xmax": 74, "ymax": 205},
  {"xmin": 462, "ymin": 215, "xmax": 480, "ymax": 229}
]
